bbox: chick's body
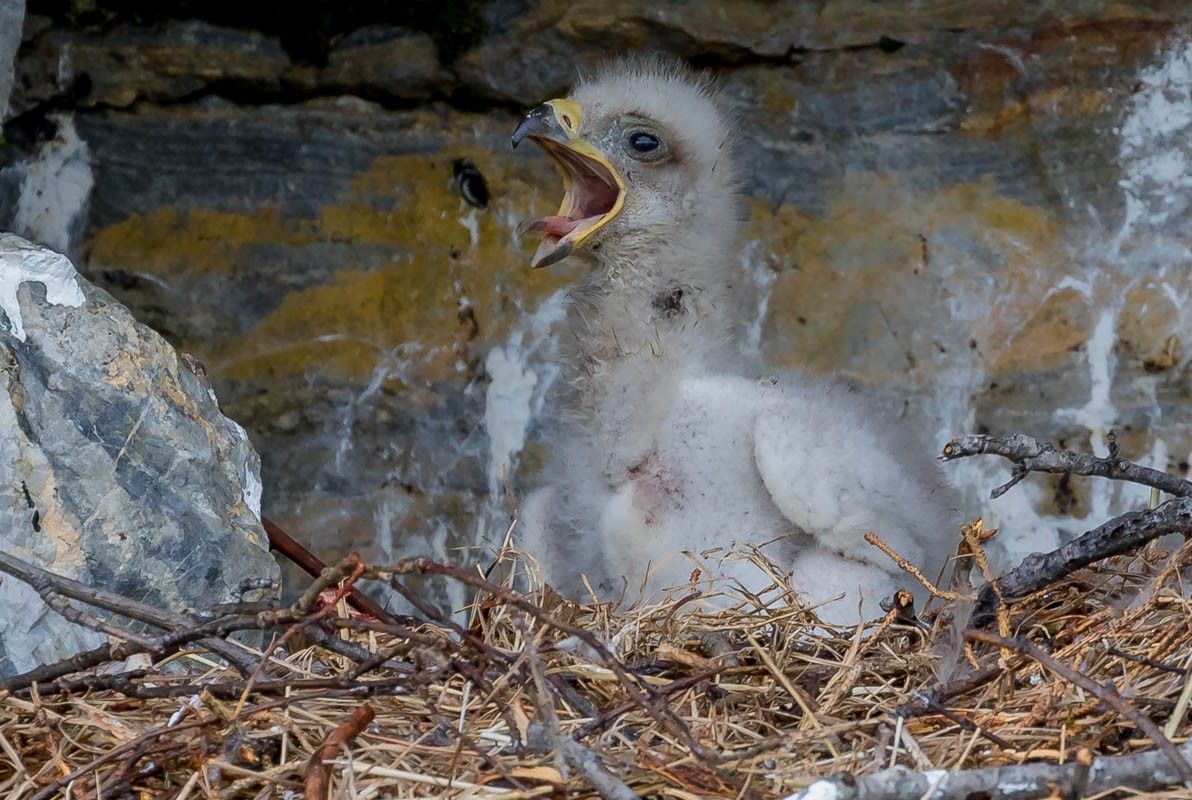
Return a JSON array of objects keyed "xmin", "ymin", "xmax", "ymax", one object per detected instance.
[{"xmin": 513, "ymin": 59, "xmax": 957, "ymax": 623}]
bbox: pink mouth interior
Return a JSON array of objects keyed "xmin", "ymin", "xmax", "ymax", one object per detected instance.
[{"xmin": 521, "ymin": 140, "xmax": 621, "ymax": 260}]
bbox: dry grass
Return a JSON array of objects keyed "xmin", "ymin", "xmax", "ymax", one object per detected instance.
[{"xmin": 4, "ymin": 529, "xmax": 1192, "ymax": 799}]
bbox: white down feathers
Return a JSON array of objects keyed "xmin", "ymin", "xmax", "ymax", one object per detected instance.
[{"xmin": 513, "ymin": 58, "xmax": 958, "ymax": 624}]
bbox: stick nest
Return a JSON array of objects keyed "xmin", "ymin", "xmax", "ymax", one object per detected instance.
[{"xmin": 3, "ymin": 529, "xmax": 1192, "ymax": 800}]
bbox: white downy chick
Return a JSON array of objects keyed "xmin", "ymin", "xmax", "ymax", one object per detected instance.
[{"xmin": 510, "ymin": 57, "xmax": 958, "ymax": 624}]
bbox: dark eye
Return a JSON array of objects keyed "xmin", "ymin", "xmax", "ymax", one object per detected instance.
[{"xmin": 628, "ymin": 131, "xmax": 660, "ymax": 153}]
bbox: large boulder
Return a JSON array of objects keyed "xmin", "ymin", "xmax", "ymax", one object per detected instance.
[{"xmin": 0, "ymin": 233, "xmax": 279, "ymax": 677}]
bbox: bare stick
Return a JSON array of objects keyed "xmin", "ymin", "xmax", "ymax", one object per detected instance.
[
  {"xmin": 562, "ymin": 739, "xmax": 641, "ymax": 800},
  {"xmin": 864, "ymin": 533, "xmax": 959, "ymax": 601},
  {"xmin": 527, "ymin": 625, "xmax": 637, "ymax": 798},
  {"xmin": 972, "ymin": 496, "xmax": 1192, "ymax": 625},
  {"xmin": 0, "ymin": 548, "xmax": 257, "ymax": 673},
  {"xmin": 304, "ymin": 704, "xmax": 375, "ymax": 800},
  {"xmin": 1, "ymin": 609, "xmax": 291, "ymax": 693},
  {"xmin": 783, "ymin": 740, "xmax": 1192, "ymax": 800},
  {"xmin": 263, "ymin": 516, "xmax": 401, "ymax": 624},
  {"xmin": 575, "ymin": 666, "xmax": 725, "ymax": 739},
  {"xmin": 897, "ymin": 665, "xmax": 1003, "ymax": 719},
  {"xmin": 966, "ymin": 629, "xmax": 1192, "ymax": 786},
  {"xmin": 385, "ymin": 558, "xmax": 733, "ymax": 771},
  {"xmin": 941, "ymin": 433, "xmax": 1192, "ymax": 499}
]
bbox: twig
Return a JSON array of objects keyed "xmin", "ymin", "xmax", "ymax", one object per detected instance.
[
  {"xmin": 897, "ymin": 665, "xmax": 1004, "ymax": 719},
  {"xmin": 235, "ymin": 556, "xmax": 367, "ymax": 719},
  {"xmin": 263, "ymin": 516, "xmax": 402, "ymax": 625},
  {"xmin": 864, "ymin": 533, "xmax": 959, "ymax": 601},
  {"xmin": 561, "ymin": 739, "xmax": 641, "ymax": 800},
  {"xmin": 972, "ymin": 496, "xmax": 1192, "ymax": 625},
  {"xmin": 965, "ymin": 629, "xmax": 1192, "ymax": 786},
  {"xmin": 786, "ymin": 740, "xmax": 1192, "ymax": 800},
  {"xmin": 1, "ymin": 609, "xmax": 299, "ymax": 693},
  {"xmin": 385, "ymin": 558, "xmax": 734, "ymax": 769},
  {"xmin": 31, "ymin": 673, "xmax": 412, "ymax": 699},
  {"xmin": 899, "ymin": 685, "xmax": 1012, "ymax": 750},
  {"xmin": 28, "ymin": 573, "xmax": 159, "ymax": 649},
  {"xmin": 304, "ymin": 703, "xmax": 375, "ymax": 800},
  {"xmin": 574, "ymin": 667, "xmax": 725, "ymax": 739},
  {"xmin": 1106, "ymin": 644, "xmax": 1185, "ymax": 675},
  {"xmin": 0, "ymin": 548, "xmax": 255, "ymax": 674},
  {"xmin": 941, "ymin": 433, "xmax": 1192, "ymax": 499}
]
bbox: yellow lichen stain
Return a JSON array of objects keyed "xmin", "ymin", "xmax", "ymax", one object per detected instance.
[
  {"xmin": 99, "ymin": 146, "xmax": 584, "ymax": 387},
  {"xmin": 960, "ymin": 99, "xmax": 1029, "ymax": 136},
  {"xmin": 1117, "ymin": 280, "xmax": 1184, "ymax": 370},
  {"xmin": 87, "ymin": 207, "xmax": 311, "ymax": 276},
  {"xmin": 752, "ymin": 174, "xmax": 1068, "ymax": 381},
  {"xmin": 989, "ymin": 288, "xmax": 1091, "ymax": 376}
]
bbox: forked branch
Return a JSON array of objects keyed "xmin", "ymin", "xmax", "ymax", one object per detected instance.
[{"xmin": 941, "ymin": 433, "xmax": 1192, "ymax": 499}]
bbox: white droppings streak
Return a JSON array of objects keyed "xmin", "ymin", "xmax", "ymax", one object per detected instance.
[
  {"xmin": 0, "ymin": 234, "xmax": 87, "ymax": 341},
  {"xmin": 996, "ymin": 780, "xmax": 1042, "ymax": 795},
  {"xmin": 483, "ymin": 290, "xmax": 568, "ymax": 496},
  {"xmin": 740, "ymin": 240, "xmax": 776, "ymax": 357},
  {"xmin": 243, "ymin": 463, "xmax": 263, "ymax": 521},
  {"xmin": 167, "ymin": 694, "xmax": 202, "ymax": 728},
  {"xmin": 1113, "ymin": 38, "xmax": 1192, "ymax": 255},
  {"xmin": 14, "ymin": 115, "xmax": 95, "ymax": 253},
  {"xmin": 1058, "ymin": 308, "xmax": 1118, "ymax": 440},
  {"xmin": 1054, "ymin": 307, "xmax": 1119, "ymax": 523},
  {"xmin": 484, "ymin": 347, "xmax": 539, "ymax": 495},
  {"xmin": 459, "ymin": 209, "xmax": 481, "ymax": 248},
  {"xmin": 333, "ymin": 343, "xmax": 420, "ymax": 473}
]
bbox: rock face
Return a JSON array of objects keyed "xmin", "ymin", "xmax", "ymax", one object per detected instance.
[
  {"xmin": 4, "ymin": 1, "xmax": 1192, "ymax": 604},
  {"xmin": 0, "ymin": 234, "xmax": 278, "ymax": 677},
  {"xmin": 0, "ymin": 0, "xmax": 22, "ymax": 121}
]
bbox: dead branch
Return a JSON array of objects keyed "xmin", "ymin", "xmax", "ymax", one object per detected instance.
[
  {"xmin": 387, "ymin": 555, "xmax": 761, "ymax": 800},
  {"xmin": 388, "ymin": 558, "xmax": 714, "ymax": 761},
  {"xmin": 783, "ymin": 740, "xmax": 1192, "ymax": 800},
  {"xmin": 0, "ymin": 548, "xmax": 256, "ymax": 674},
  {"xmin": 941, "ymin": 432, "xmax": 1192, "ymax": 499},
  {"xmin": 562, "ymin": 739, "xmax": 641, "ymax": 800},
  {"xmin": 34, "ymin": 672, "xmax": 412, "ymax": 699},
  {"xmin": 0, "ymin": 552, "xmax": 415, "ymax": 696},
  {"xmin": 263, "ymin": 516, "xmax": 402, "ymax": 624},
  {"xmin": 972, "ymin": 496, "xmax": 1192, "ymax": 625},
  {"xmin": 26, "ymin": 695, "xmax": 297, "ymax": 800},
  {"xmin": 965, "ymin": 629, "xmax": 1192, "ymax": 786},
  {"xmin": 526, "ymin": 622, "xmax": 640, "ymax": 799},
  {"xmin": 304, "ymin": 703, "xmax": 375, "ymax": 800},
  {"xmin": 896, "ymin": 665, "xmax": 1003, "ymax": 718},
  {"xmin": 0, "ymin": 610, "xmax": 292, "ymax": 693}
]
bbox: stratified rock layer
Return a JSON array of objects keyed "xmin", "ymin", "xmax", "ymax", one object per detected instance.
[
  {"xmin": 4, "ymin": 1, "xmax": 1192, "ymax": 591},
  {"xmin": 0, "ymin": 234, "xmax": 278, "ymax": 677}
]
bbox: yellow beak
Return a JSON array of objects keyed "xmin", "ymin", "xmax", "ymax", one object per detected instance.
[{"xmin": 512, "ymin": 100, "xmax": 626, "ymax": 268}]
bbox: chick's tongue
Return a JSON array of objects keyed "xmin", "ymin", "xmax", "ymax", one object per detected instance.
[{"xmin": 520, "ymin": 216, "xmax": 581, "ymax": 237}]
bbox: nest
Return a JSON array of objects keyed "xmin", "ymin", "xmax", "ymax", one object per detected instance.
[{"xmin": 4, "ymin": 512, "xmax": 1192, "ymax": 800}]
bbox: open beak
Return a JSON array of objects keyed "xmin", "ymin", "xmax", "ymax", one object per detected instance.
[{"xmin": 512, "ymin": 99, "xmax": 625, "ymax": 268}]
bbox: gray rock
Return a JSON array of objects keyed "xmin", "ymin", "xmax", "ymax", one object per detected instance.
[
  {"xmin": 0, "ymin": 0, "xmax": 23, "ymax": 121},
  {"xmin": 10, "ymin": 19, "xmax": 289, "ymax": 115},
  {"xmin": 285, "ymin": 26, "xmax": 453, "ymax": 100},
  {"xmin": 0, "ymin": 234, "xmax": 279, "ymax": 678}
]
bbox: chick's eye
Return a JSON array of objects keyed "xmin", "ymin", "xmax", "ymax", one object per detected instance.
[{"xmin": 628, "ymin": 131, "xmax": 660, "ymax": 154}]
